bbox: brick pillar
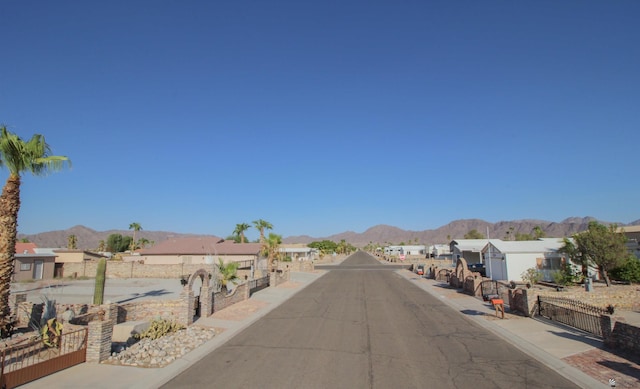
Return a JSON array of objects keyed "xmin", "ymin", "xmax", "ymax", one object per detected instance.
[
  {"xmin": 104, "ymin": 303, "xmax": 118, "ymax": 324},
  {"xmin": 243, "ymin": 282, "xmax": 250, "ymax": 301},
  {"xmin": 87, "ymin": 312, "xmax": 113, "ymax": 363},
  {"xmin": 200, "ymin": 285, "xmax": 212, "ymax": 317},
  {"xmin": 269, "ymin": 272, "xmax": 276, "ymax": 287},
  {"xmin": 179, "ymin": 290, "xmax": 194, "ymax": 326}
]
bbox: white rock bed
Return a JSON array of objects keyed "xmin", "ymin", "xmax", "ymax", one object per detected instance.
[{"xmin": 104, "ymin": 326, "xmax": 218, "ymax": 368}]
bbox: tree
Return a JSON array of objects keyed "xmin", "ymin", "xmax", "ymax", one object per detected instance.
[
  {"xmin": 263, "ymin": 233, "xmax": 282, "ymax": 272},
  {"xmin": 96, "ymin": 240, "xmax": 106, "ymax": 252},
  {"xmin": 106, "ymin": 234, "xmax": 132, "ymax": 253},
  {"xmin": 217, "ymin": 258, "xmax": 239, "ymax": 289},
  {"xmin": 67, "ymin": 234, "xmax": 78, "ymax": 249},
  {"xmin": 533, "ymin": 226, "xmax": 546, "ymax": 239},
  {"xmin": 129, "ymin": 222, "xmax": 142, "ymax": 251},
  {"xmin": 233, "ymin": 223, "xmax": 251, "ymax": 244},
  {"xmin": 572, "ymin": 221, "xmax": 631, "ymax": 287},
  {"xmin": 253, "ymin": 219, "xmax": 273, "ymax": 244},
  {"xmin": 137, "ymin": 237, "xmax": 150, "ymax": 249},
  {"xmin": 558, "ymin": 237, "xmax": 587, "ymax": 280},
  {"xmin": 464, "ymin": 229, "xmax": 485, "ymax": 239},
  {"xmin": 0, "ymin": 126, "xmax": 70, "ymax": 335}
]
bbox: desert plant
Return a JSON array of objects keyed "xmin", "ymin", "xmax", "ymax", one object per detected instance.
[
  {"xmin": 217, "ymin": 258, "xmax": 239, "ymax": 288},
  {"xmin": 521, "ymin": 267, "xmax": 542, "ymax": 286},
  {"xmin": 134, "ymin": 318, "xmax": 184, "ymax": 340},
  {"xmin": 93, "ymin": 258, "xmax": 107, "ymax": 305}
]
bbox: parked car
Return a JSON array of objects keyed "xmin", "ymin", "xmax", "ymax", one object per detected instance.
[
  {"xmin": 416, "ymin": 264, "xmax": 425, "ymax": 276},
  {"xmin": 467, "ymin": 263, "xmax": 486, "ymax": 276}
]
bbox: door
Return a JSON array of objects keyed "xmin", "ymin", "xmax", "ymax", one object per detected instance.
[{"xmin": 34, "ymin": 260, "xmax": 44, "ymax": 279}]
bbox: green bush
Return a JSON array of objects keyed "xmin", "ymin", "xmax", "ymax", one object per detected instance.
[
  {"xmin": 610, "ymin": 257, "xmax": 640, "ymax": 283},
  {"xmin": 551, "ymin": 263, "xmax": 579, "ymax": 286},
  {"xmin": 134, "ymin": 319, "xmax": 185, "ymax": 340}
]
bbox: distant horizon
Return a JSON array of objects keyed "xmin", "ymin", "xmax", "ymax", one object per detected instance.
[{"xmin": 17, "ymin": 215, "xmax": 638, "ymax": 241}]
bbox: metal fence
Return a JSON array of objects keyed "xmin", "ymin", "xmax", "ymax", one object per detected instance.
[
  {"xmin": 1, "ymin": 327, "xmax": 87, "ymax": 388},
  {"xmin": 249, "ymin": 275, "xmax": 270, "ymax": 296},
  {"xmin": 537, "ymin": 295, "xmax": 609, "ymax": 338}
]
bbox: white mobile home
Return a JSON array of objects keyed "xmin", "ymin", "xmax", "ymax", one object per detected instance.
[{"xmin": 481, "ymin": 239, "xmax": 568, "ymax": 282}]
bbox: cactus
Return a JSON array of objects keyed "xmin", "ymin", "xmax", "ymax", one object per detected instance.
[
  {"xmin": 134, "ymin": 319, "xmax": 184, "ymax": 340},
  {"xmin": 93, "ymin": 258, "xmax": 107, "ymax": 305}
]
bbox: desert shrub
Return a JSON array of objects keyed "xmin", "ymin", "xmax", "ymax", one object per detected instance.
[
  {"xmin": 134, "ymin": 319, "xmax": 184, "ymax": 340},
  {"xmin": 521, "ymin": 267, "xmax": 542, "ymax": 286}
]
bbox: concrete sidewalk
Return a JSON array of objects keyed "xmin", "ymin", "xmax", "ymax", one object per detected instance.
[
  {"xmin": 21, "ymin": 271, "xmax": 327, "ymax": 389},
  {"xmin": 397, "ymin": 270, "xmax": 612, "ymax": 389}
]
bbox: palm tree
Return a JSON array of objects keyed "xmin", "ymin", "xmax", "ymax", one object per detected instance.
[
  {"xmin": 97, "ymin": 240, "xmax": 106, "ymax": 252},
  {"xmin": 0, "ymin": 126, "xmax": 70, "ymax": 335},
  {"xmin": 129, "ymin": 222, "xmax": 142, "ymax": 251},
  {"xmin": 263, "ymin": 233, "xmax": 282, "ymax": 272},
  {"xmin": 252, "ymin": 219, "xmax": 273, "ymax": 244},
  {"xmin": 217, "ymin": 258, "xmax": 239, "ymax": 290},
  {"xmin": 67, "ymin": 234, "xmax": 78, "ymax": 249},
  {"xmin": 233, "ymin": 223, "xmax": 251, "ymax": 244},
  {"xmin": 137, "ymin": 237, "xmax": 150, "ymax": 249}
]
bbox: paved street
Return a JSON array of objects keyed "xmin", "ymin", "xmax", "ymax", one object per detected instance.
[{"xmin": 163, "ymin": 252, "xmax": 578, "ymax": 389}]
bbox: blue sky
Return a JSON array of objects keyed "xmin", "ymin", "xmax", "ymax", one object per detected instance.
[{"xmin": 1, "ymin": 1, "xmax": 639, "ymax": 241}]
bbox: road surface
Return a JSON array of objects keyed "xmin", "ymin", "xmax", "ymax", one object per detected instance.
[{"xmin": 163, "ymin": 252, "xmax": 578, "ymax": 389}]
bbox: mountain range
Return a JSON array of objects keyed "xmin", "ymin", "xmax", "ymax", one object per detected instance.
[{"xmin": 16, "ymin": 217, "xmax": 640, "ymax": 250}]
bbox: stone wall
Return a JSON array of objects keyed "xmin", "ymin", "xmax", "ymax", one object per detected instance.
[
  {"xmin": 117, "ymin": 299, "xmax": 185, "ymax": 324},
  {"xmin": 507, "ymin": 285, "xmax": 640, "ymax": 314},
  {"xmin": 63, "ymin": 262, "xmax": 221, "ymax": 279},
  {"xmin": 279, "ymin": 261, "xmax": 314, "ymax": 272},
  {"xmin": 605, "ymin": 321, "xmax": 640, "ymax": 355},
  {"xmin": 213, "ymin": 283, "xmax": 249, "ymax": 312}
]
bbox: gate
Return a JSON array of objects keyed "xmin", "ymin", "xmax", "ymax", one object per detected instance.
[
  {"xmin": 249, "ymin": 275, "xmax": 270, "ymax": 296},
  {"xmin": 536, "ymin": 295, "xmax": 609, "ymax": 338},
  {"xmin": 480, "ymin": 280, "xmax": 510, "ymax": 303},
  {"xmin": 1, "ymin": 327, "xmax": 87, "ymax": 388}
]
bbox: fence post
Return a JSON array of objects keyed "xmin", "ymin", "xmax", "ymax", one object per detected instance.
[
  {"xmin": 86, "ymin": 311, "xmax": 114, "ymax": 363},
  {"xmin": 537, "ymin": 295, "xmax": 542, "ymax": 316},
  {"xmin": 600, "ymin": 315, "xmax": 612, "ymax": 340}
]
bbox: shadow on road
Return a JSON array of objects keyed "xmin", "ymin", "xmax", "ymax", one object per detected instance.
[{"xmin": 117, "ymin": 289, "xmax": 173, "ymax": 303}]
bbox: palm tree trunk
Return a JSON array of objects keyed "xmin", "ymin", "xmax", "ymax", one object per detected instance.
[{"xmin": 0, "ymin": 175, "xmax": 21, "ymax": 331}]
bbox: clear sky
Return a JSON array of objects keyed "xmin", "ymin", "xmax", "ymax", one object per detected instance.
[{"xmin": 1, "ymin": 1, "xmax": 639, "ymax": 241}]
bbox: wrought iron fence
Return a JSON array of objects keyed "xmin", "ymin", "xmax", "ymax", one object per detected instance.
[
  {"xmin": 537, "ymin": 295, "xmax": 609, "ymax": 338},
  {"xmin": 249, "ymin": 275, "xmax": 270, "ymax": 296}
]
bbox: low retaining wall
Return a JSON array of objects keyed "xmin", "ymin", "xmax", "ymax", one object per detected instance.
[
  {"xmin": 605, "ymin": 321, "xmax": 640, "ymax": 355},
  {"xmin": 62, "ymin": 262, "xmax": 239, "ymax": 280}
]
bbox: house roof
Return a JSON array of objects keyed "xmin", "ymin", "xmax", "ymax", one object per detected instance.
[
  {"xmin": 139, "ymin": 237, "xmax": 261, "ymax": 256},
  {"xmin": 15, "ymin": 242, "xmax": 37, "ymax": 254},
  {"xmin": 451, "ymin": 239, "xmax": 500, "ymax": 251},
  {"xmin": 487, "ymin": 239, "xmax": 565, "ymax": 254}
]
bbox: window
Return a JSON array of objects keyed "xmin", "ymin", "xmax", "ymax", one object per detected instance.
[{"xmin": 20, "ymin": 263, "xmax": 31, "ymax": 271}]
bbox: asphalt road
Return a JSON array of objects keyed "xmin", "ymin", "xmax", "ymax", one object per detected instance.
[{"xmin": 163, "ymin": 252, "xmax": 579, "ymax": 389}]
